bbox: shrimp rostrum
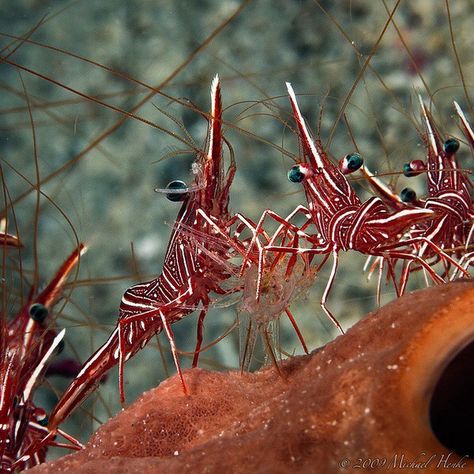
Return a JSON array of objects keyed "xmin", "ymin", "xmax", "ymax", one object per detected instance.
[
  {"xmin": 1, "ymin": 244, "xmax": 86, "ymax": 472},
  {"xmin": 248, "ymin": 83, "xmax": 460, "ymax": 329},
  {"xmin": 31, "ymin": 75, "xmax": 263, "ymax": 455},
  {"xmin": 406, "ymin": 98, "xmax": 474, "ymax": 282},
  {"xmin": 360, "ymin": 98, "xmax": 473, "ymax": 291}
]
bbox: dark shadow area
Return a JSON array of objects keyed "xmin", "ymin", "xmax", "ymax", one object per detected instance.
[{"xmin": 430, "ymin": 340, "xmax": 474, "ymax": 457}]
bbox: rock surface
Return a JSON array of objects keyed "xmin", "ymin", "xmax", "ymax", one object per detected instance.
[{"xmin": 32, "ymin": 280, "xmax": 474, "ymax": 473}]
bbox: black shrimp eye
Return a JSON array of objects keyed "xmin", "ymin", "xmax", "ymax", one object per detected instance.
[
  {"xmin": 29, "ymin": 303, "xmax": 49, "ymax": 323},
  {"xmin": 400, "ymin": 187, "xmax": 417, "ymax": 203},
  {"xmin": 345, "ymin": 153, "xmax": 363, "ymax": 172},
  {"xmin": 403, "ymin": 163, "xmax": 413, "ymax": 177},
  {"xmin": 38, "ymin": 415, "xmax": 49, "ymax": 427},
  {"xmin": 443, "ymin": 138, "xmax": 460, "ymax": 154},
  {"xmin": 288, "ymin": 165, "xmax": 305, "ymax": 183},
  {"xmin": 403, "ymin": 160, "xmax": 425, "ymax": 177},
  {"xmin": 165, "ymin": 180, "xmax": 188, "ymax": 202}
]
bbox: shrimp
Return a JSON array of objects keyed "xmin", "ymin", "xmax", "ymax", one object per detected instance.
[
  {"xmin": 247, "ymin": 84, "xmax": 458, "ymax": 329},
  {"xmin": 1, "ymin": 244, "xmax": 86, "ymax": 472}
]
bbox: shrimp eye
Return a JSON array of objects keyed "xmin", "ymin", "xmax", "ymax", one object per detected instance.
[
  {"xmin": 443, "ymin": 138, "xmax": 460, "ymax": 154},
  {"xmin": 288, "ymin": 165, "xmax": 305, "ymax": 183},
  {"xmin": 402, "ymin": 163, "xmax": 413, "ymax": 177},
  {"xmin": 38, "ymin": 415, "xmax": 49, "ymax": 427},
  {"xmin": 165, "ymin": 180, "xmax": 188, "ymax": 202},
  {"xmin": 400, "ymin": 187, "xmax": 417, "ymax": 203},
  {"xmin": 403, "ymin": 160, "xmax": 425, "ymax": 177},
  {"xmin": 29, "ymin": 303, "xmax": 48, "ymax": 323},
  {"xmin": 344, "ymin": 153, "xmax": 363, "ymax": 172}
]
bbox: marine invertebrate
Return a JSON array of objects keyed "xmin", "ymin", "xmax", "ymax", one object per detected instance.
[
  {"xmin": 0, "ymin": 244, "xmax": 86, "ymax": 471},
  {"xmin": 0, "ymin": 1, "xmax": 472, "ymax": 470},
  {"xmin": 24, "ymin": 77, "xmax": 249, "ymax": 454},
  {"xmin": 360, "ymin": 100, "xmax": 474, "ymax": 292},
  {"xmin": 248, "ymin": 83, "xmax": 460, "ymax": 330}
]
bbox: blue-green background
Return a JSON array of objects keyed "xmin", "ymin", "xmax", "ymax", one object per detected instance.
[{"xmin": 0, "ymin": 0, "xmax": 472, "ymax": 458}]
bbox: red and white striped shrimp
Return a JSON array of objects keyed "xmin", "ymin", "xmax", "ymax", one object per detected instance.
[
  {"xmin": 31, "ymin": 76, "xmax": 264, "ymax": 451},
  {"xmin": 248, "ymin": 83, "xmax": 462, "ymax": 329},
  {"xmin": 346, "ymin": 98, "xmax": 473, "ymax": 298},
  {"xmin": 453, "ymin": 101, "xmax": 474, "ymax": 258},
  {"xmin": 364, "ymin": 99, "xmax": 474, "ymax": 289},
  {"xmin": 1, "ymin": 244, "xmax": 86, "ymax": 472},
  {"xmin": 399, "ymin": 99, "xmax": 474, "ymax": 285}
]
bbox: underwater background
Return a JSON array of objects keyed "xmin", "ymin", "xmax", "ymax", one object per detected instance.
[{"xmin": 0, "ymin": 0, "xmax": 472, "ymax": 458}]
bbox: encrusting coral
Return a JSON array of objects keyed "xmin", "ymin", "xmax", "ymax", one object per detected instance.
[{"xmin": 32, "ymin": 279, "xmax": 474, "ymax": 473}]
